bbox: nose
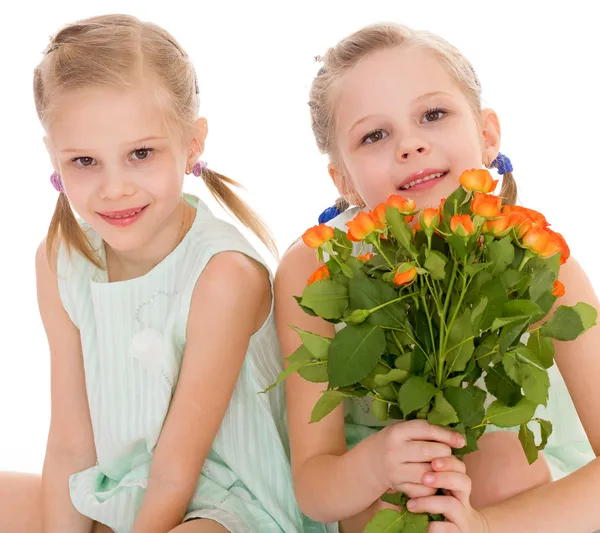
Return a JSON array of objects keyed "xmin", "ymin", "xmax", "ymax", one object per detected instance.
[
  {"xmin": 396, "ymin": 137, "xmax": 430, "ymax": 161},
  {"xmin": 99, "ymin": 168, "xmax": 135, "ymax": 200}
]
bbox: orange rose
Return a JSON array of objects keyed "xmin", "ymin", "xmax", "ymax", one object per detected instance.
[
  {"xmin": 373, "ymin": 203, "xmax": 387, "ymax": 227},
  {"xmin": 502, "ymin": 206, "xmax": 549, "ymax": 228},
  {"xmin": 420, "ymin": 207, "xmax": 440, "ymax": 230},
  {"xmin": 307, "ymin": 265, "xmax": 330, "ymax": 285},
  {"xmin": 459, "ymin": 169, "xmax": 498, "ymax": 193},
  {"xmin": 471, "ymin": 193, "xmax": 502, "ymax": 218},
  {"xmin": 357, "ymin": 252, "xmax": 374, "ymax": 262},
  {"xmin": 507, "ymin": 212, "xmax": 533, "ymax": 239},
  {"xmin": 347, "ymin": 211, "xmax": 380, "ymax": 242},
  {"xmin": 547, "ymin": 230, "xmax": 570, "ymax": 265},
  {"xmin": 552, "ymin": 280, "xmax": 565, "ymax": 297},
  {"xmin": 387, "ymin": 194, "xmax": 417, "ymax": 214},
  {"xmin": 483, "ymin": 215, "xmax": 513, "ymax": 237},
  {"xmin": 302, "ymin": 224, "xmax": 335, "ymax": 248},
  {"xmin": 394, "ymin": 264, "xmax": 417, "ymax": 286},
  {"xmin": 521, "ymin": 226, "xmax": 551, "ymax": 255},
  {"xmin": 450, "ymin": 214, "xmax": 475, "ymax": 237}
]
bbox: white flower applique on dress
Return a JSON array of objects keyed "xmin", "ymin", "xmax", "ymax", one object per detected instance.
[{"xmin": 131, "ymin": 289, "xmax": 176, "ymax": 387}]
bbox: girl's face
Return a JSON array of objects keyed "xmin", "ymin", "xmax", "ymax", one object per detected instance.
[
  {"xmin": 45, "ymin": 86, "xmax": 205, "ymax": 255},
  {"xmin": 330, "ymin": 45, "xmax": 501, "ymax": 210}
]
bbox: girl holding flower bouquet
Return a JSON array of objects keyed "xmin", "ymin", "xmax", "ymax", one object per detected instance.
[{"xmin": 275, "ymin": 23, "xmax": 600, "ymax": 533}]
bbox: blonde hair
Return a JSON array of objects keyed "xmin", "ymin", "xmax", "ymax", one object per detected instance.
[
  {"xmin": 34, "ymin": 14, "xmax": 277, "ymax": 267},
  {"xmin": 309, "ymin": 23, "xmax": 517, "ymax": 207}
]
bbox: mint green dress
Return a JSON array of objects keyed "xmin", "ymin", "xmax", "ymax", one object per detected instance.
[
  {"xmin": 57, "ymin": 195, "xmax": 328, "ymax": 533},
  {"xmin": 326, "ymin": 207, "xmax": 595, "ymax": 482}
]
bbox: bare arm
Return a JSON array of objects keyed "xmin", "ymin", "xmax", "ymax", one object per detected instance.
[
  {"xmin": 37, "ymin": 241, "xmax": 97, "ymax": 533},
  {"xmin": 276, "ymin": 241, "xmax": 463, "ymax": 530},
  {"xmin": 480, "ymin": 258, "xmax": 600, "ymax": 533},
  {"xmin": 131, "ymin": 252, "xmax": 271, "ymax": 533}
]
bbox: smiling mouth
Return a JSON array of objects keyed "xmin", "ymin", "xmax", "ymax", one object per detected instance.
[{"xmin": 399, "ymin": 171, "xmax": 448, "ymax": 191}]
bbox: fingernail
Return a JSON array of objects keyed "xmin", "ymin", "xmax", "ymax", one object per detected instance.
[
  {"xmin": 433, "ymin": 458, "xmax": 443, "ymax": 469},
  {"xmin": 423, "ymin": 474, "xmax": 435, "ymax": 484},
  {"xmin": 457, "ymin": 436, "xmax": 466, "ymax": 447},
  {"xmin": 407, "ymin": 500, "xmax": 416, "ymax": 511}
]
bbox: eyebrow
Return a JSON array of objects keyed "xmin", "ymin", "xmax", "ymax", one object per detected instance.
[
  {"xmin": 60, "ymin": 136, "xmax": 168, "ymax": 153},
  {"xmin": 348, "ymin": 91, "xmax": 454, "ymax": 133}
]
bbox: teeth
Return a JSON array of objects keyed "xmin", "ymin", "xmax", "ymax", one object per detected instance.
[{"xmin": 400, "ymin": 172, "xmax": 445, "ymax": 190}]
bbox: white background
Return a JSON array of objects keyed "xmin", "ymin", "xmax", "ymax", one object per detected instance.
[{"xmin": 0, "ymin": 1, "xmax": 598, "ymax": 472}]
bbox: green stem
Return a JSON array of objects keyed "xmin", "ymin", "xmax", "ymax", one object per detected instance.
[
  {"xmin": 367, "ymin": 292, "xmax": 414, "ymax": 315},
  {"xmin": 518, "ymin": 250, "xmax": 534, "ymax": 271},
  {"xmin": 373, "ymin": 239, "xmax": 394, "ymax": 269}
]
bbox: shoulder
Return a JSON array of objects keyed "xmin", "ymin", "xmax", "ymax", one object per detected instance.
[
  {"xmin": 35, "ymin": 237, "xmax": 58, "ymax": 289},
  {"xmin": 558, "ymin": 256, "xmax": 596, "ymax": 303},
  {"xmin": 191, "ymin": 251, "xmax": 271, "ymax": 310},
  {"xmin": 275, "ymin": 239, "xmax": 321, "ymax": 295}
]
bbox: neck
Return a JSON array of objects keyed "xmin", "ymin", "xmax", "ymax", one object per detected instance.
[{"xmin": 104, "ymin": 199, "xmax": 195, "ymax": 282}]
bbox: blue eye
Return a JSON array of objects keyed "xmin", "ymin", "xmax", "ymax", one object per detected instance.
[{"xmin": 362, "ymin": 129, "xmax": 389, "ymax": 144}]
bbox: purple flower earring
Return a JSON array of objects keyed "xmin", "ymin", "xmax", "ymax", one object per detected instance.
[
  {"xmin": 187, "ymin": 161, "xmax": 208, "ymax": 176},
  {"xmin": 50, "ymin": 171, "xmax": 64, "ymax": 193}
]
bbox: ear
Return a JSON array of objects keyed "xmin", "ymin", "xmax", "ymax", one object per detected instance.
[
  {"xmin": 328, "ymin": 162, "xmax": 363, "ymax": 206},
  {"xmin": 480, "ymin": 109, "xmax": 501, "ymax": 165},
  {"xmin": 187, "ymin": 117, "xmax": 208, "ymax": 166}
]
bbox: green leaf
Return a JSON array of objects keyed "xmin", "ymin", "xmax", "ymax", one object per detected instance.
[
  {"xmin": 573, "ymin": 302, "xmax": 598, "ymax": 331},
  {"xmin": 519, "ymin": 424, "xmax": 539, "ymax": 464},
  {"xmin": 485, "ymin": 398, "xmax": 538, "ymax": 428},
  {"xmin": 527, "ymin": 330, "xmax": 555, "ymax": 369},
  {"xmin": 293, "ymin": 295, "xmax": 318, "ymax": 317},
  {"xmin": 364, "ymin": 509, "xmax": 405, "ymax": 533},
  {"xmin": 349, "ymin": 278, "xmax": 406, "ymax": 328},
  {"xmin": 380, "ymin": 492, "xmax": 407, "ymax": 507},
  {"xmin": 333, "ymin": 228, "xmax": 353, "ymax": 261},
  {"xmin": 292, "ymin": 328, "xmax": 330, "ymax": 360},
  {"xmin": 402, "ymin": 511, "xmax": 430, "ymax": 532},
  {"xmin": 537, "ymin": 418, "xmax": 553, "ymax": 450},
  {"xmin": 374, "ymin": 368, "xmax": 410, "ymax": 386},
  {"xmin": 499, "ymin": 319, "xmax": 528, "ymax": 355},
  {"xmin": 529, "ymin": 267, "xmax": 556, "ymax": 302},
  {"xmin": 491, "ymin": 300, "xmax": 542, "ymax": 331},
  {"xmin": 443, "ymin": 186, "xmax": 469, "ymax": 219},
  {"xmin": 484, "ymin": 364, "xmax": 523, "ymax": 407},
  {"xmin": 427, "ymin": 391, "xmax": 460, "ymax": 425},
  {"xmin": 372, "ymin": 397, "xmax": 390, "ymax": 421},
  {"xmin": 477, "ymin": 280, "xmax": 509, "ymax": 331},
  {"xmin": 411, "ymin": 345, "xmax": 427, "ymax": 375},
  {"xmin": 519, "ymin": 361, "xmax": 550, "ymax": 407},
  {"xmin": 301, "ymin": 280, "xmax": 349, "ymax": 319},
  {"xmin": 443, "ymin": 385, "xmax": 486, "ymax": 427},
  {"xmin": 398, "ymin": 376, "xmax": 438, "ymax": 415},
  {"xmin": 328, "ymin": 323, "xmax": 387, "ymax": 387},
  {"xmin": 474, "ymin": 334, "xmax": 500, "ymax": 369},
  {"xmin": 395, "ymin": 352, "xmax": 412, "ymax": 371},
  {"xmin": 541, "ymin": 306, "xmax": 584, "ymax": 341},
  {"xmin": 446, "ymin": 309, "xmax": 475, "ymax": 373},
  {"xmin": 298, "ymin": 361, "xmax": 329, "ymax": 382},
  {"xmin": 466, "ymin": 271, "xmax": 493, "ymax": 305},
  {"xmin": 471, "ymin": 295, "xmax": 488, "ymax": 332},
  {"xmin": 487, "ymin": 236, "xmax": 515, "ymax": 276},
  {"xmin": 310, "ymin": 389, "xmax": 367, "ymax": 423},
  {"xmin": 454, "ymin": 424, "xmax": 483, "ymax": 454},
  {"xmin": 387, "ymin": 206, "xmax": 416, "ymax": 256},
  {"xmin": 464, "ymin": 262, "xmax": 493, "ymax": 276},
  {"xmin": 340, "ymin": 262, "xmax": 355, "ymax": 279},
  {"xmin": 261, "ymin": 346, "xmax": 312, "ymax": 393},
  {"xmin": 424, "ymin": 250, "xmax": 447, "ymax": 280},
  {"xmin": 446, "ymin": 233, "xmax": 468, "ymax": 257}
]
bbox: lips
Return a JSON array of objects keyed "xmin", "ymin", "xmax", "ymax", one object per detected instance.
[
  {"xmin": 398, "ymin": 169, "xmax": 448, "ymax": 191},
  {"xmin": 98, "ymin": 206, "xmax": 147, "ymax": 218},
  {"xmin": 97, "ymin": 205, "xmax": 149, "ymax": 227}
]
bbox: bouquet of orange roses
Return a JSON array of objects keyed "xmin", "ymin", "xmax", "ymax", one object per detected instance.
[{"xmin": 269, "ymin": 169, "xmax": 597, "ymax": 532}]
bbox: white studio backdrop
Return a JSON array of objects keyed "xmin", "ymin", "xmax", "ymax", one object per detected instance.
[{"xmin": 0, "ymin": 0, "xmax": 598, "ymax": 472}]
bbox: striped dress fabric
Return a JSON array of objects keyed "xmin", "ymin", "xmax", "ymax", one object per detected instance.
[{"xmin": 57, "ymin": 195, "xmax": 330, "ymax": 533}]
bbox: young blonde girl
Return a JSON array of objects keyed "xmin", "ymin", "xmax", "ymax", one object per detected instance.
[
  {"xmin": 276, "ymin": 23, "xmax": 600, "ymax": 533},
  {"xmin": 0, "ymin": 14, "xmax": 326, "ymax": 533}
]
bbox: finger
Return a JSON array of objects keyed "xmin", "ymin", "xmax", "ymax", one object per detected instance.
[
  {"xmin": 407, "ymin": 495, "xmax": 466, "ymax": 527},
  {"xmin": 399, "ymin": 420, "xmax": 466, "ymax": 448},
  {"xmin": 391, "ymin": 462, "xmax": 433, "ymax": 485},
  {"xmin": 428, "ymin": 522, "xmax": 460, "ymax": 533},
  {"xmin": 394, "ymin": 482, "xmax": 437, "ymax": 498},
  {"xmin": 431, "ymin": 455, "xmax": 467, "ymax": 474},
  {"xmin": 403, "ymin": 441, "xmax": 453, "ymax": 462},
  {"xmin": 422, "ymin": 472, "xmax": 471, "ymax": 506}
]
